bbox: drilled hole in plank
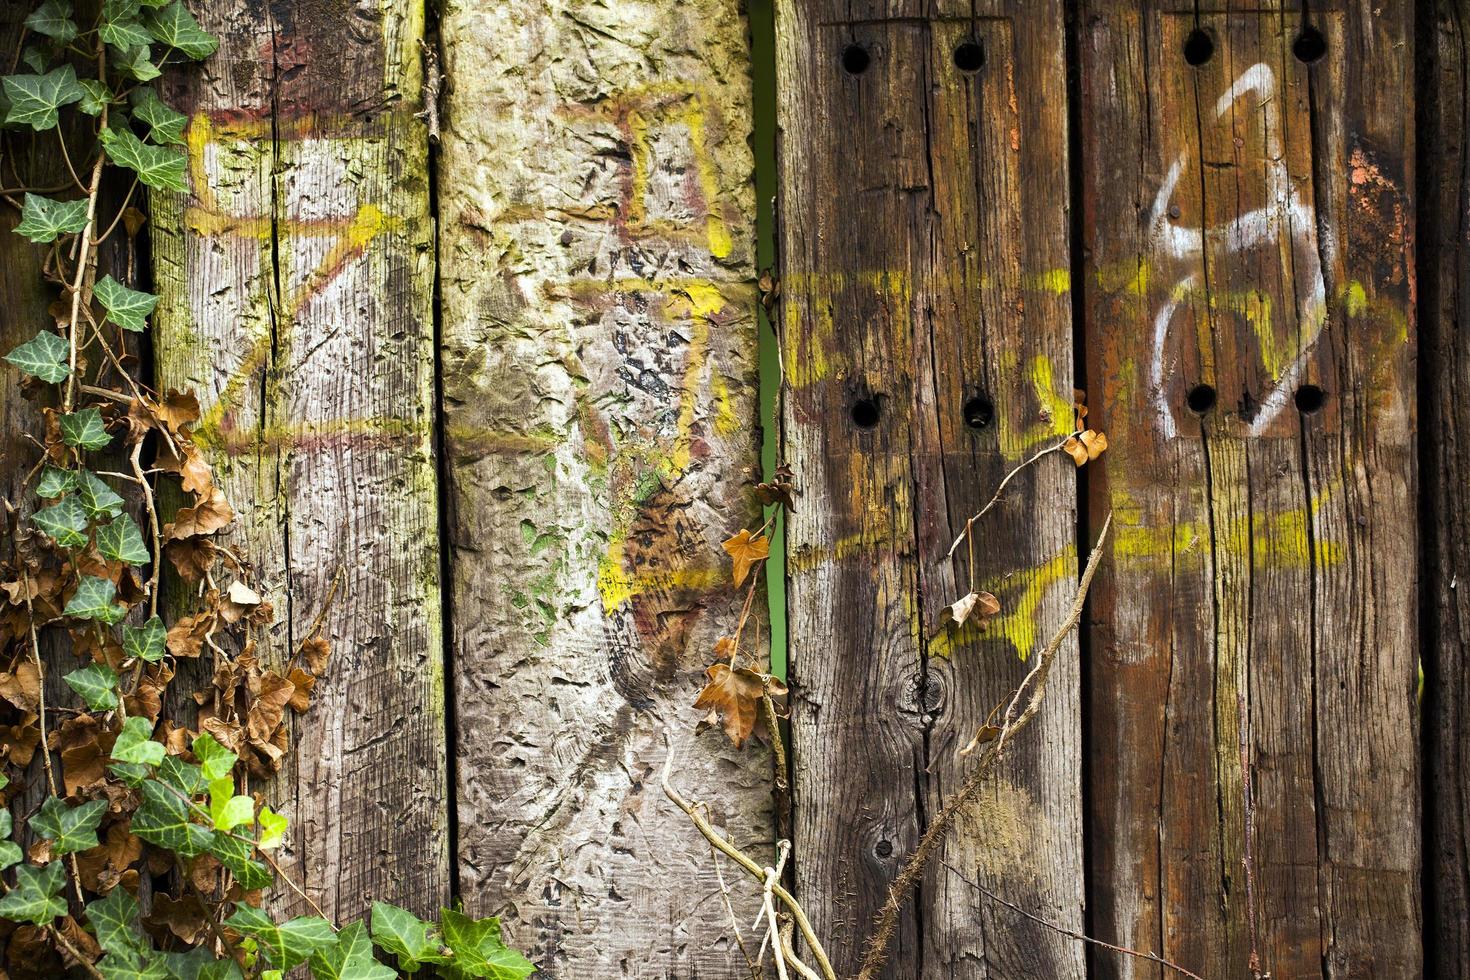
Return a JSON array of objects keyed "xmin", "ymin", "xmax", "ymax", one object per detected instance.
[
  {"xmin": 851, "ymin": 397, "xmax": 881, "ymax": 429},
  {"xmin": 842, "ymin": 43, "xmax": 871, "ymax": 75},
  {"xmin": 1183, "ymin": 28, "xmax": 1215, "ymax": 66},
  {"xmin": 1294, "ymin": 384, "xmax": 1326, "ymax": 413},
  {"xmin": 953, "ymin": 39, "xmax": 984, "ymax": 73},
  {"xmin": 1293, "ymin": 26, "xmax": 1327, "ymax": 64},
  {"xmin": 1186, "ymin": 383, "xmax": 1217, "ymax": 414},
  {"xmin": 963, "ymin": 395, "xmax": 994, "ymax": 430}
]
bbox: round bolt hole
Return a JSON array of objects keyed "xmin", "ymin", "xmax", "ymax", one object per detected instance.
[
  {"xmin": 1293, "ymin": 26, "xmax": 1327, "ymax": 64},
  {"xmin": 1294, "ymin": 384, "xmax": 1326, "ymax": 413},
  {"xmin": 953, "ymin": 39, "xmax": 985, "ymax": 73},
  {"xmin": 851, "ymin": 397, "xmax": 882, "ymax": 429},
  {"xmin": 1186, "ymin": 383, "xmax": 1217, "ymax": 414},
  {"xmin": 1183, "ymin": 28, "xmax": 1215, "ymax": 66},
  {"xmin": 875, "ymin": 840, "xmax": 894, "ymax": 858},
  {"xmin": 842, "ymin": 43, "xmax": 872, "ymax": 75},
  {"xmin": 963, "ymin": 395, "xmax": 994, "ymax": 430}
]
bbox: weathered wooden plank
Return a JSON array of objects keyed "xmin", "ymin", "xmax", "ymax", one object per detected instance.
[
  {"xmin": 1423, "ymin": 2, "xmax": 1470, "ymax": 974},
  {"xmin": 151, "ymin": 3, "xmax": 448, "ymax": 919},
  {"xmin": 1079, "ymin": 4, "xmax": 1420, "ymax": 976},
  {"xmin": 437, "ymin": 2, "xmax": 770, "ymax": 972},
  {"xmin": 776, "ymin": 3, "xmax": 1083, "ymax": 975}
]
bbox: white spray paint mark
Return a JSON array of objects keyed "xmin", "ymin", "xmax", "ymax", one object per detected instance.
[{"xmin": 1146, "ymin": 62, "xmax": 1329, "ymax": 438}]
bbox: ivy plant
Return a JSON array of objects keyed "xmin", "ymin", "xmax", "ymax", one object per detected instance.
[{"xmin": 0, "ymin": 1, "xmax": 534, "ymax": 976}]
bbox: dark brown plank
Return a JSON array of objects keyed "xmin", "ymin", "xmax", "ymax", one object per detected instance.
[
  {"xmin": 152, "ymin": 2, "xmax": 449, "ymax": 919},
  {"xmin": 776, "ymin": 3, "xmax": 1084, "ymax": 976},
  {"xmin": 1423, "ymin": 1, "xmax": 1470, "ymax": 974},
  {"xmin": 1079, "ymin": 4, "xmax": 1420, "ymax": 976}
]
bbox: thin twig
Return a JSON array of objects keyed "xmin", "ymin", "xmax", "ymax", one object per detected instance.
[
  {"xmin": 779, "ymin": 919, "xmax": 821, "ymax": 980},
  {"xmin": 661, "ymin": 734, "xmax": 836, "ymax": 980},
  {"xmin": 49, "ymin": 921, "xmax": 105, "ymax": 980},
  {"xmin": 61, "ymin": 37, "xmax": 110, "ymax": 412},
  {"xmin": 945, "ymin": 439, "xmax": 1071, "ymax": 558},
  {"xmin": 19, "ymin": 565, "xmax": 88, "ymax": 906},
  {"xmin": 857, "ymin": 514, "xmax": 1112, "ymax": 980},
  {"xmin": 941, "ymin": 861, "xmax": 1206, "ymax": 980},
  {"xmin": 700, "ymin": 803, "xmax": 761, "ymax": 980}
]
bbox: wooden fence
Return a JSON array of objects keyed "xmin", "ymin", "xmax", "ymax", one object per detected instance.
[{"xmin": 6, "ymin": 0, "xmax": 1470, "ymax": 976}]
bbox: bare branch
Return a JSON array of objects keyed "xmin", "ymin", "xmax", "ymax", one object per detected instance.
[
  {"xmin": 941, "ymin": 860, "xmax": 1205, "ymax": 980},
  {"xmin": 857, "ymin": 514, "xmax": 1113, "ymax": 979}
]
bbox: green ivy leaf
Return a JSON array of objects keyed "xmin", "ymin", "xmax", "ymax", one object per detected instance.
[
  {"xmin": 63, "ymin": 662, "xmax": 120, "ymax": 711},
  {"xmin": 65, "ymin": 575, "xmax": 127, "ymax": 623},
  {"xmin": 370, "ymin": 902, "xmax": 447, "ymax": 972},
  {"xmin": 99, "ymin": 13, "xmax": 152, "ymax": 50},
  {"xmin": 132, "ymin": 778, "xmax": 214, "ymax": 858},
  {"xmin": 96, "ymin": 952, "xmax": 171, "ymax": 980},
  {"xmin": 143, "ymin": 2, "xmax": 219, "ymax": 60},
  {"xmin": 439, "ymin": 909, "xmax": 535, "ymax": 980},
  {"xmin": 29, "ymin": 796, "xmax": 107, "ymax": 856},
  {"xmin": 224, "ymin": 905, "xmax": 337, "ymax": 972},
  {"xmin": 4, "ymin": 329, "xmax": 69, "ymax": 382},
  {"xmin": 78, "ymin": 79, "xmax": 112, "ymax": 116},
  {"xmin": 123, "ymin": 615, "xmax": 166, "ymax": 662},
  {"xmin": 206, "ymin": 832, "xmax": 271, "ymax": 891},
  {"xmin": 0, "ymin": 861, "xmax": 67, "ymax": 925},
  {"xmin": 78, "ymin": 470, "xmax": 125, "ymax": 519},
  {"xmin": 129, "ymin": 87, "xmax": 186, "ymax": 145},
  {"xmin": 100, "ymin": 126, "xmax": 186, "ymax": 192},
  {"xmin": 2, "ymin": 65, "xmax": 85, "ymax": 130},
  {"xmin": 33, "ymin": 495, "xmax": 89, "ymax": 548},
  {"xmin": 161, "ymin": 948, "xmax": 245, "ymax": 980},
  {"xmin": 310, "ymin": 921, "xmax": 395, "ymax": 980},
  {"xmin": 95, "ymin": 275, "xmax": 160, "ymax": 332},
  {"xmin": 0, "ymin": 809, "xmax": 22, "ymax": 869},
  {"xmin": 107, "ymin": 762, "xmax": 150, "ymax": 787},
  {"xmin": 155, "ymin": 755, "xmax": 205, "ymax": 796},
  {"xmin": 24, "ymin": 1, "xmax": 77, "ymax": 45},
  {"xmin": 88, "ymin": 887, "xmax": 146, "ymax": 961},
  {"xmin": 14, "ymin": 192, "xmax": 87, "ymax": 243},
  {"xmin": 60, "ymin": 407, "xmax": 113, "ymax": 450},
  {"xmin": 98, "ymin": 513, "xmax": 150, "ymax": 566},
  {"xmin": 112, "ymin": 715, "xmax": 164, "ymax": 766},
  {"xmin": 101, "ymin": 0, "xmax": 144, "ymax": 18},
  {"xmin": 19, "ymin": 45, "xmax": 51, "ymax": 73},
  {"xmin": 36, "ymin": 465, "xmax": 78, "ymax": 498},
  {"xmin": 207, "ymin": 776, "xmax": 253, "ymax": 832},
  {"xmin": 257, "ymin": 805, "xmax": 287, "ymax": 850},
  {"xmin": 91, "ymin": 908, "xmax": 174, "ymax": 980},
  {"xmin": 192, "ymin": 733, "xmax": 237, "ymax": 783},
  {"xmin": 114, "ymin": 44, "xmax": 160, "ymax": 82}
]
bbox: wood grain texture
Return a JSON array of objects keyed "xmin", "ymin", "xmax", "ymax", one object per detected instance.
[
  {"xmin": 1079, "ymin": 3, "xmax": 1420, "ymax": 976},
  {"xmin": 775, "ymin": 3, "xmax": 1083, "ymax": 976},
  {"xmin": 150, "ymin": 1, "xmax": 448, "ymax": 920},
  {"xmin": 437, "ymin": 1, "xmax": 770, "ymax": 973},
  {"xmin": 1423, "ymin": 2, "xmax": 1470, "ymax": 975}
]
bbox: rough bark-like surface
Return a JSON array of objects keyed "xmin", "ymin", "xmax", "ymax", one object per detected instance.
[
  {"xmin": 1080, "ymin": 4, "xmax": 1420, "ymax": 977},
  {"xmin": 776, "ymin": 3, "xmax": 1083, "ymax": 976},
  {"xmin": 151, "ymin": 2, "xmax": 448, "ymax": 920},
  {"xmin": 437, "ymin": 1, "xmax": 769, "ymax": 973},
  {"xmin": 1423, "ymin": 2, "xmax": 1470, "ymax": 975}
]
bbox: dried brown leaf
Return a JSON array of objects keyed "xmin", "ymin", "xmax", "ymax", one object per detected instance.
[
  {"xmin": 721, "ymin": 529, "xmax": 770, "ymax": 589},
  {"xmin": 933, "ymin": 591, "xmax": 1001, "ymax": 635},
  {"xmin": 692, "ymin": 663, "xmax": 788, "ymax": 749}
]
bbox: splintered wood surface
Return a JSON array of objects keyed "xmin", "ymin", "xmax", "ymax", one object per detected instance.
[
  {"xmin": 775, "ymin": 2, "xmax": 1084, "ymax": 976},
  {"xmin": 436, "ymin": 1, "xmax": 771, "ymax": 972},
  {"xmin": 150, "ymin": 2, "xmax": 448, "ymax": 920},
  {"xmin": 1079, "ymin": 3, "xmax": 1420, "ymax": 976}
]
